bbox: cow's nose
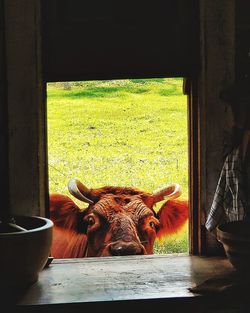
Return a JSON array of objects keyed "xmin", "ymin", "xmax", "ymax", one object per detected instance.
[{"xmin": 109, "ymin": 242, "xmax": 144, "ymax": 256}]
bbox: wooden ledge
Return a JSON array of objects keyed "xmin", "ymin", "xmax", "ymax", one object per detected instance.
[{"xmin": 3, "ymin": 255, "xmax": 250, "ymax": 312}]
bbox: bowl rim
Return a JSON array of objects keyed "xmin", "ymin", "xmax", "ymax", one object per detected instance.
[
  {"xmin": 0, "ymin": 216, "xmax": 54, "ymax": 236},
  {"xmin": 217, "ymin": 220, "xmax": 250, "ymax": 241}
]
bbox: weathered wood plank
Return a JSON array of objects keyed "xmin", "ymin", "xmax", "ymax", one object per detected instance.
[
  {"xmin": 17, "ymin": 255, "xmax": 234, "ymax": 306},
  {"xmin": 0, "ymin": 0, "xmax": 11, "ymax": 220},
  {"xmin": 4, "ymin": 0, "xmax": 48, "ymax": 217}
]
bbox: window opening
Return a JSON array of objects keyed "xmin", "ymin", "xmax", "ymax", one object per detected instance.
[{"xmin": 47, "ymin": 78, "xmax": 188, "ymax": 257}]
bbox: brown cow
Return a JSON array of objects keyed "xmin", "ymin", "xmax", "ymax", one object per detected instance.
[{"xmin": 50, "ymin": 179, "xmax": 188, "ymax": 258}]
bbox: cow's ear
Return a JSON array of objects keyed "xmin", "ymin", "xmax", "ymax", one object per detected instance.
[
  {"xmin": 49, "ymin": 193, "xmax": 83, "ymax": 231},
  {"xmin": 77, "ymin": 210, "xmax": 89, "ymax": 234},
  {"xmin": 156, "ymin": 199, "xmax": 189, "ymax": 239}
]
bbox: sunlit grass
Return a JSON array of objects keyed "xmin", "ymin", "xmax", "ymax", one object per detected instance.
[
  {"xmin": 47, "ymin": 78, "xmax": 188, "ymax": 254},
  {"xmin": 153, "ymin": 222, "xmax": 188, "ymax": 254}
]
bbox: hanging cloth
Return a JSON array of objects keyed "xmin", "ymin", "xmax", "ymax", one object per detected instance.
[
  {"xmin": 205, "ymin": 141, "xmax": 249, "ymax": 231},
  {"xmin": 242, "ymin": 131, "xmax": 250, "ymax": 220}
]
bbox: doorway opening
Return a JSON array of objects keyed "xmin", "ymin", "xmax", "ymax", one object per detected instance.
[{"xmin": 47, "ymin": 77, "xmax": 188, "ymax": 255}]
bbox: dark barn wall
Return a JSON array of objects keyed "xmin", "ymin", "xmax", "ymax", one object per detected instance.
[
  {"xmin": 0, "ymin": 0, "xmax": 10, "ymax": 219},
  {"xmin": 41, "ymin": 0, "xmax": 199, "ymax": 82},
  {"xmin": 236, "ymin": 0, "xmax": 250, "ymax": 81},
  {"xmin": 202, "ymin": 0, "xmax": 250, "ymax": 254},
  {"xmin": 199, "ymin": 0, "xmax": 235, "ymax": 254},
  {"xmin": 1, "ymin": 0, "xmax": 48, "ymax": 217},
  {"xmin": 1, "ymin": 0, "xmax": 248, "ymax": 256}
]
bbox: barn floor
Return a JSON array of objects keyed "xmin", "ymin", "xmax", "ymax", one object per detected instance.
[{"xmin": 3, "ymin": 254, "xmax": 250, "ymax": 313}]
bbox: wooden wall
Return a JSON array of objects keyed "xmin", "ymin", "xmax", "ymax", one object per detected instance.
[
  {"xmin": 1, "ymin": 0, "xmax": 48, "ymax": 217},
  {"xmin": 198, "ymin": 0, "xmax": 235, "ymax": 254},
  {"xmin": 236, "ymin": 0, "xmax": 250, "ymax": 80},
  {"xmin": 42, "ymin": 0, "xmax": 198, "ymax": 82},
  {"xmin": 0, "ymin": 0, "xmax": 10, "ymax": 220}
]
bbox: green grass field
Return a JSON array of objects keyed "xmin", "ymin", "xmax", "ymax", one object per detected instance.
[{"xmin": 47, "ymin": 78, "xmax": 189, "ymax": 254}]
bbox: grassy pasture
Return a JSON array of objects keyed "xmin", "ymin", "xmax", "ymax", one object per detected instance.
[{"xmin": 47, "ymin": 78, "xmax": 189, "ymax": 254}]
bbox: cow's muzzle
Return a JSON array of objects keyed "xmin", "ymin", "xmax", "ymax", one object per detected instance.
[{"xmin": 108, "ymin": 241, "xmax": 145, "ymax": 256}]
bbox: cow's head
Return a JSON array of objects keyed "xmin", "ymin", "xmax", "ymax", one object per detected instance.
[{"xmin": 50, "ymin": 179, "xmax": 188, "ymax": 257}]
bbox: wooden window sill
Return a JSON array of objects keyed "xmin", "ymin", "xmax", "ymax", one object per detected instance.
[{"xmin": 4, "ymin": 254, "xmax": 249, "ymax": 312}]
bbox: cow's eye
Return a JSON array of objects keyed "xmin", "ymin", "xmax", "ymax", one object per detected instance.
[
  {"xmin": 87, "ymin": 216, "xmax": 95, "ymax": 226},
  {"xmin": 149, "ymin": 221, "xmax": 155, "ymax": 229}
]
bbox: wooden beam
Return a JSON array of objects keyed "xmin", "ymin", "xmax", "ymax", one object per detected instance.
[
  {"xmin": 41, "ymin": 0, "xmax": 199, "ymax": 81},
  {"xmin": 4, "ymin": 0, "xmax": 48, "ymax": 217},
  {"xmin": 0, "ymin": 0, "xmax": 11, "ymax": 221},
  {"xmin": 198, "ymin": 0, "xmax": 235, "ymax": 254}
]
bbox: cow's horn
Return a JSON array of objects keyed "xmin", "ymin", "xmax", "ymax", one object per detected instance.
[
  {"xmin": 68, "ymin": 179, "xmax": 94, "ymax": 204},
  {"xmin": 152, "ymin": 183, "xmax": 182, "ymax": 203}
]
